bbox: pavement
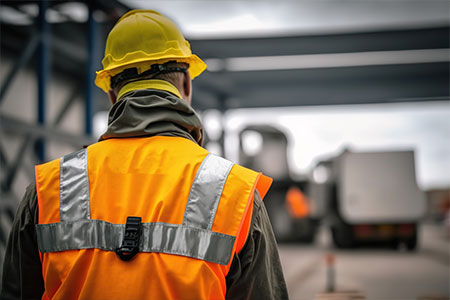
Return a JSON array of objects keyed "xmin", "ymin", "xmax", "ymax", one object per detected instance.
[{"xmin": 278, "ymin": 223, "xmax": 450, "ymax": 300}]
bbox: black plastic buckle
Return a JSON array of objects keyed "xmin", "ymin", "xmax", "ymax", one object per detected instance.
[{"xmin": 116, "ymin": 216, "xmax": 142, "ymax": 261}]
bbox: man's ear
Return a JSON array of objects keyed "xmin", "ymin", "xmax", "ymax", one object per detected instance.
[
  {"xmin": 182, "ymin": 72, "xmax": 192, "ymax": 104},
  {"xmin": 108, "ymin": 89, "xmax": 117, "ymax": 105}
]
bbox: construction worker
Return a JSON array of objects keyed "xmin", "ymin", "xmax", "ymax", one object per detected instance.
[{"xmin": 1, "ymin": 10, "xmax": 288, "ymax": 300}]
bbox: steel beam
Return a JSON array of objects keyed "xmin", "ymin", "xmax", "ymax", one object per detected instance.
[
  {"xmin": 190, "ymin": 27, "xmax": 450, "ymax": 59},
  {"xmin": 0, "ymin": 143, "xmax": 7, "ymax": 168},
  {"xmin": 1, "ymin": 114, "xmax": 96, "ymax": 147},
  {"xmin": 195, "ymin": 62, "xmax": 450, "ymax": 109},
  {"xmin": 53, "ymin": 85, "xmax": 80, "ymax": 126},
  {"xmin": 0, "ymin": 33, "xmax": 39, "ymax": 104},
  {"xmin": 1, "ymin": 137, "xmax": 32, "ymax": 192}
]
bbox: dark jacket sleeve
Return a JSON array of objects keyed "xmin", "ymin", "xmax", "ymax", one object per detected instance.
[
  {"xmin": 225, "ymin": 192, "xmax": 289, "ymax": 300},
  {"xmin": 0, "ymin": 183, "xmax": 44, "ymax": 300}
]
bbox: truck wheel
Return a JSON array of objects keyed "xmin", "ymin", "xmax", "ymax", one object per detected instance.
[
  {"xmin": 402, "ymin": 224, "xmax": 418, "ymax": 251},
  {"xmin": 406, "ymin": 233, "xmax": 417, "ymax": 251}
]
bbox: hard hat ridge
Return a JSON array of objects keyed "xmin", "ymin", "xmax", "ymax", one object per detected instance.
[{"xmin": 95, "ymin": 9, "xmax": 207, "ymax": 93}]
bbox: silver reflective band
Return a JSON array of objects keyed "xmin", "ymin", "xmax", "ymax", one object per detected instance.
[
  {"xmin": 60, "ymin": 149, "xmax": 90, "ymax": 221},
  {"xmin": 183, "ymin": 154, "xmax": 234, "ymax": 230},
  {"xmin": 36, "ymin": 220, "xmax": 235, "ymax": 265},
  {"xmin": 41, "ymin": 150, "xmax": 237, "ymax": 265}
]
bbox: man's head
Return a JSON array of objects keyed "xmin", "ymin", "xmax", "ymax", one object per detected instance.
[{"xmin": 95, "ymin": 10, "xmax": 207, "ymax": 104}]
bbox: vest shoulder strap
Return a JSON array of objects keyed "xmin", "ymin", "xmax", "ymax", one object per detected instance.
[{"xmin": 36, "ymin": 146, "xmax": 261, "ymax": 266}]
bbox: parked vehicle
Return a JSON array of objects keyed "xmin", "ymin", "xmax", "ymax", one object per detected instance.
[{"xmin": 309, "ymin": 150, "xmax": 426, "ymax": 250}]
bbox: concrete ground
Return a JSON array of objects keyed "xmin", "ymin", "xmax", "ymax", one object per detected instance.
[{"xmin": 278, "ymin": 223, "xmax": 449, "ymax": 300}]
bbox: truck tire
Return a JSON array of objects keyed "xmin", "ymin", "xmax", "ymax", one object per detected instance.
[{"xmin": 405, "ymin": 226, "xmax": 418, "ymax": 251}]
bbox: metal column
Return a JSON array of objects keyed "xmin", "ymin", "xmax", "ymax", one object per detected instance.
[
  {"xmin": 217, "ymin": 94, "xmax": 227, "ymax": 158},
  {"xmin": 85, "ymin": 5, "xmax": 97, "ymax": 136},
  {"xmin": 36, "ymin": 0, "xmax": 49, "ymax": 162}
]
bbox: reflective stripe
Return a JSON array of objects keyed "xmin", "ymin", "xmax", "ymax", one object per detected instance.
[
  {"xmin": 36, "ymin": 220, "xmax": 235, "ymax": 265},
  {"xmin": 183, "ymin": 154, "xmax": 234, "ymax": 230},
  {"xmin": 41, "ymin": 150, "xmax": 237, "ymax": 264},
  {"xmin": 60, "ymin": 149, "xmax": 90, "ymax": 221}
]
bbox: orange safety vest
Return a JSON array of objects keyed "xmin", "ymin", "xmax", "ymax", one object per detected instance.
[{"xmin": 35, "ymin": 136, "xmax": 272, "ymax": 300}]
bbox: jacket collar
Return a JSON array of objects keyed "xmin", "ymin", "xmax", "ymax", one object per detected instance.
[{"xmin": 99, "ymin": 82, "xmax": 203, "ymax": 146}]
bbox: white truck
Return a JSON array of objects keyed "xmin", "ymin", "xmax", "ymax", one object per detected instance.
[{"xmin": 309, "ymin": 150, "xmax": 426, "ymax": 250}]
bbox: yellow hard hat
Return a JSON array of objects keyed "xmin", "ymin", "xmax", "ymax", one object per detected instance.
[{"xmin": 95, "ymin": 10, "xmax": 207, "ymax": 93}]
